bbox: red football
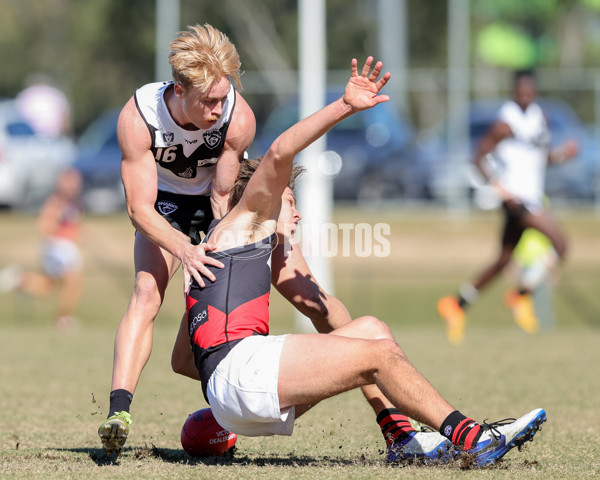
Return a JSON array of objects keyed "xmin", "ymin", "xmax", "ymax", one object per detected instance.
[{"xmin": 181, "ymin": 408, "xmax": 238, "ymax": 457}]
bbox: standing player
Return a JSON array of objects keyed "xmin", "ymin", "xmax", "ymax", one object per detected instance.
[
  {"xmin": 97, "ymin": 23, "xmax": 255, "ymax": 452},
  {"xmin": 437, "ymin": 70, "xmax": 578, "ymax": 344},
  {"xmin": 184, "ymin": 56, "xmax": 546, "ymax": 467},
  {"xmin": 0, "ymin": 168, "xmax": 83, "ymax": 330}
]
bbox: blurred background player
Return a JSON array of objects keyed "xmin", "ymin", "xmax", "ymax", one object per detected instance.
[
  {"xmin": 0, "ymin": 168, "xmax": 84, "ymax": 330},
  {"xmin": 437, "ymin": 70, "xmax": 578, "ymax": 345}
]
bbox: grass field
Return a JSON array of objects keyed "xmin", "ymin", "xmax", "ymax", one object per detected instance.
[{"xmin": 1, "ymin": 206, "xmax": 599, "ymax": 479}]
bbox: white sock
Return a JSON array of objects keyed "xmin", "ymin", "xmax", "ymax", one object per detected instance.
[{"xmin": 459, "ymin": 283, "xmax": 479, "ymax": 305}]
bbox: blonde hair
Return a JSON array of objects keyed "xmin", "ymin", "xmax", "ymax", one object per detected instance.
[{"xmin": 169, "ymin": 24, "xmax": 242, "ymax": 91}]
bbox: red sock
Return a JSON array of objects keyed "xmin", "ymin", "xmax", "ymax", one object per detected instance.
[
  {"xmin": 376, "ymin": 408, "xmax": 416, "ymax": 446},
  {"xmin": 440, "ymin": 410, "xmax": 482, "ymax": 450}
]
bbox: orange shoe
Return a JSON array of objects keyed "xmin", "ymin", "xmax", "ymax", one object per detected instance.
[
  {"xmin": 504, "ymin": 289, "xmax": 540, "ymax": 334},
  {"xmin": 437, "ymin": 296, "xmax": 466, "ymax": 345}
]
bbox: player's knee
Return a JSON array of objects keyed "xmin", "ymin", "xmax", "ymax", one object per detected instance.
[
  {"xmin": 132, "ymin": 274, "xmax": 164, "ymax": 310},
  {"xmin": 374, "ymin": 338, "xmax": 407, "ymax": 366},
  {"xmin": 356, "ymin": 315, "xmax": 393, "ymax": 340}
]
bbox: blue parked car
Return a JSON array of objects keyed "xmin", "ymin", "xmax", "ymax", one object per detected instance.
[{"xmin": 72, "ymin": 109, "xmax": 124, "ymax": 214}]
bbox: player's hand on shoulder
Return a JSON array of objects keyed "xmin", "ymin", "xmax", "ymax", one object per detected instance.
[{"xmin": 180, "ymin": 242, "xmax": 224, "ymax": 291}]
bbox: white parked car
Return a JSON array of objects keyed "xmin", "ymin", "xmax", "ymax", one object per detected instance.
[{"xmin": 0, "ymin": 100, "xmax": 76, "ymax": 209}]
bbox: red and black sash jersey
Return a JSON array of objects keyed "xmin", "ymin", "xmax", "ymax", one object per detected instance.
[{"xmin": 186, "ymin": 233, "xmax": 275, "ymax": 399}]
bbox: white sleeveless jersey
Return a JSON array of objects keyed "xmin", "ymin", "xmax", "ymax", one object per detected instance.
[
  {"xmin": 134, "ymin": 81, "xmax": 236, "ymax": 195},
  {"xmin": 495, "ymin": 100, "xmax": 551, "ymax": 208}
]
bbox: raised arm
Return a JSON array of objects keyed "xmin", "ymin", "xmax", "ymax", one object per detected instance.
[
  {"xmin": 236, "ymin": 57, "xmax": 390, "ymax": 221},
  {"xmin": 271, "ymin": 238, "xmax": 352, "ymax": 332}
]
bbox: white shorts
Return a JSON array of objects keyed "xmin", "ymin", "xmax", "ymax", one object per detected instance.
[
  {"xmin": 207, "ymin": 334, "xmax": 295, "ymax": 437},
  {"xmin": 42, "ymin": 238, "xmax": 82, "ymax": 278}
]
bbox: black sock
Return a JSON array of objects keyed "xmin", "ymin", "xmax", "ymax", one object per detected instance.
[
  {"xmin": 440, "ymin": 410, "xmax": 482, "ymax": 451},
  {"xmin": 108, "ymin": 389, "xmax": 133, "ymax": 418},
  {"xmin": 376, "ymin": 408, "xmax": 416, "ymax": 446}
]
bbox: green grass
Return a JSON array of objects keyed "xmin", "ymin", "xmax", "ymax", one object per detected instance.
[{"xmin": 1, "ymin": 207, "xmax": 600, "ymax": 478}]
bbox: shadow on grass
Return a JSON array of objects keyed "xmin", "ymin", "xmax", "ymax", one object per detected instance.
[
  {"xmin": 60, "ymin": 444, "xmax": 381, "ymax": 468},
  {"xmin": 44, "ymin": 445, "xmax": 533, "ymax": 471}
]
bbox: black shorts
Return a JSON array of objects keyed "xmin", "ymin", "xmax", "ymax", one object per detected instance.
[
  {"xmin": 154, "ymin": 191, "xmax": 213, "ymax": 245},
  {"xmin": 501, "ymin": 201, "xmax": 530, "ymax": 246}
]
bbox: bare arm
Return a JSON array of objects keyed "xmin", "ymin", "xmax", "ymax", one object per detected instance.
[
  {"xmin": 118, "ymin": 97, "xmax": 223, "ymax": 289},
  {"xmin": 37, "ymin": 195, "xmax": 62, "ymax": 237},
  {"xmin": 210, "ymin": 92, "xmax": 256, "ymax": 218},
  {"xmin": 235, "ymin": 57, "xmax": 390, "ymax": 222},
  {"xmin": 473, "ymin": 120, "xmax": 516, "ymax": 201},
  {"xmin": 473, "ymin": 120, "xmax": 512, "ymax": 183},
  {"xmin": 548, "ymin": 139, "xmax": 579, "ymax": 164},
  {"xmin": 271, "ymin": 238, "xmax": 352, "ymax": 332}
]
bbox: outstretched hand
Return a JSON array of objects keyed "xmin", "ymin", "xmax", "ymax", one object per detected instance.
[{"xmin": 343, "ymin": 56, "xmax": 391, "ymax": 111}]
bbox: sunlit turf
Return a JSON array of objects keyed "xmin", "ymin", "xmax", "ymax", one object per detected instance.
[{"xmin": 1, "ymin": 207, "xmax": 599, "ymax": 479}]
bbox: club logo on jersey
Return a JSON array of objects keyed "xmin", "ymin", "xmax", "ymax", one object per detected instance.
[
  {"xmin": 157, "ymin": 200, "xmax": 178, "ymax": 215},
  {"xmin": 203, "ymin": 130, "xmax": 222, "ymax": 149},
  {"xmin": 163, "ymin": 132, "xmax": 175, "ymax": 145},
  {"xmin": 180, "ymin": 167, "xmax": 194, "ymax": 178}
]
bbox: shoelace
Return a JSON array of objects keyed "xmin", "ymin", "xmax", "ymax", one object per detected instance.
[{"xmin": 480, "ymin": 418, "xmax": 516, "ymax": 439}]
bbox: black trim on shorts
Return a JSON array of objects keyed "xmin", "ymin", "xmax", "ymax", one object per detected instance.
[{"xmin": 501, "ymin": 201, "xmax": 530, "ymax": 246}]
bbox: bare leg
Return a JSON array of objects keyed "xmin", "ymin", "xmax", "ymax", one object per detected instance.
[
  {"xmin": 55, "ymin": 270, "xmax": 83, "ymax": 319},
  {"xmin": 471, "ymin": 206, "xmax": 565, "ymax": 294},
  {"xmin": 171, "ymin": 312, "xmax": 200, "ymax": 381},
  {"xmin": 472, "ymin": 244, "xmax": 515, "ymax": 291},
  {"xmin": 110, "ymin": 233, "xmax": 180, "ymax": 394},
  {"xmin": 278, "ymin": 316, "xmax": 455, "ymax": 430},
  {"xmin": 520, "ymin": 209, "xmax": 567, "ymax": 260},
  {"xmin": 471, "ymin": 204, "xmax": 525, "ymax": 293},
  {"xmin": 18, "ymin": 271, "xmax": 55, "ymax": 298}
]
